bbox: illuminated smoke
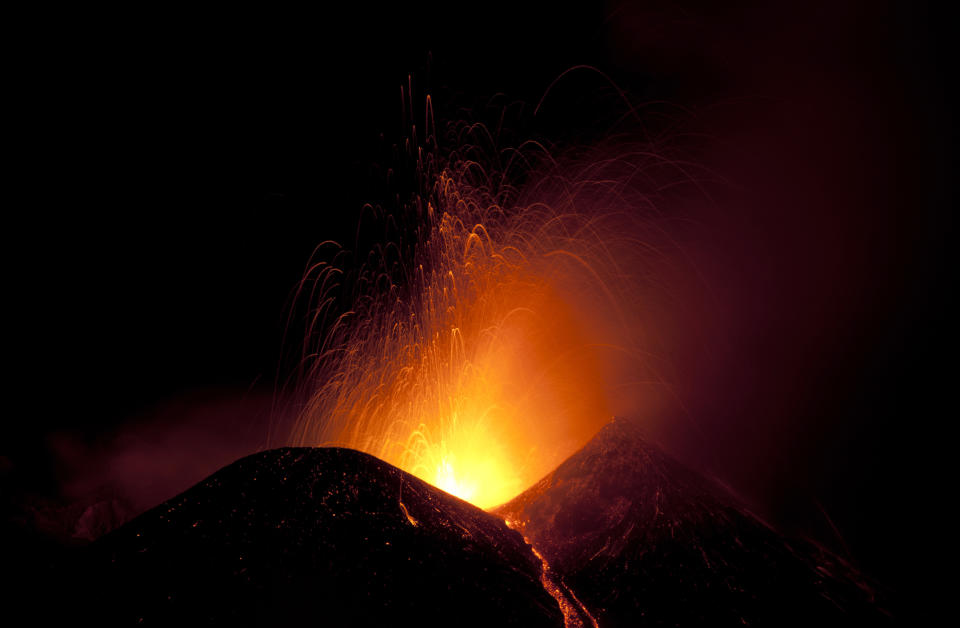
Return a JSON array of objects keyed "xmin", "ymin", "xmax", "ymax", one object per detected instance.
[{"xmin": 288, "ymin": 87, "xmax": 693, "ymax": 509}]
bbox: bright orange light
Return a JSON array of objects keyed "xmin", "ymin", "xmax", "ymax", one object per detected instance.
[
  {"xmin": 288, "ymin": 126, "xmax": 664, "ymax": 509},
  {"xmin": 385, "ymin": 275, "xmax": 610, "ymax": 509}
]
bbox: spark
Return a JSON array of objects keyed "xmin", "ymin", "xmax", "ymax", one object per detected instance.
[{"xmin": 287, "ymin": 86, "xmax": 688, "ymax": 509}]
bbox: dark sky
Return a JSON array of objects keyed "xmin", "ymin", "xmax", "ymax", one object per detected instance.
[{"xmin": 7, "ymin": 0, "xmax": 952, "ymax": 607}]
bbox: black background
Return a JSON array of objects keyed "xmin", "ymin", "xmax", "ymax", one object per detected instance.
[{"xmin": 6, "ymin": 0, "xmax": 953, "ymax": 612}]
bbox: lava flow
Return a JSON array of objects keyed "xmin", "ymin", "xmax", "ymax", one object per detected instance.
[
  {"xmin": 505, "ymin": 517, "xmax": 599, "ymax": 628},
  {"xmin": 288, "ymin": 92, "xmax": 674, "ymax": 510}
]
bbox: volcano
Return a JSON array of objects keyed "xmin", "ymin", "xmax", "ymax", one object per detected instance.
[
  {"xmin": 78, "ymin": 447, "xmax": 562, "ymax": 626},
  {"xmin": 496, "ymin": 417, "xmax": 892, "ymax": 626},
  {"xmin": 68, "ymin": 419, "xmax": 893, "ymax": 626}
]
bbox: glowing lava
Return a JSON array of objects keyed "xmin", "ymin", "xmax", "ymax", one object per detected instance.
[
  {"xmin": 288, "ymin": 95, "xmax": 670, "ymax": 509},
  {"xmin": 505, "ymin": 517, "xmax": 599, "ymax": 628},
  {"xmin": 288, "ymin": 169, "xmax": 619, "ymax": 508}
]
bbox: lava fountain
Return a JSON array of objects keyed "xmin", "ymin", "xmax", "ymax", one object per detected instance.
[{"xmin": 289, "ymin": 90, "xmax": 686, "ymax": 509}]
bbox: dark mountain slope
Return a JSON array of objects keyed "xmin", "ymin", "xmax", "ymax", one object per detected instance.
[
  {"xmin": 497, "ymin": 417, "xmax": 891, "ymax": 627},
  {"xmin": 81, "ymin": 447, "xmax": 563, "ymax": 627}
]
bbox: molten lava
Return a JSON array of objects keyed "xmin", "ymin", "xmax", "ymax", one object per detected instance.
[
  {"xmin": 289, "ymin": 99, "xmax": 671, "ymax": 509},
  {"xmin": 290, "ymin": 193, "xmax": 613, "ymax": 507}
]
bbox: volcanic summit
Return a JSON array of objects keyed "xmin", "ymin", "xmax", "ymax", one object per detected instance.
[
  {"xmin": 79, "ymin": 447, "xmax": 562, "ymax": 626},
  {"xmin": 68, "ymin": 418, "xmax": 893, "ymax": 626},
  {"xmin": 497, "ymin": 417, "xmax": 892, "ymax": 626}
]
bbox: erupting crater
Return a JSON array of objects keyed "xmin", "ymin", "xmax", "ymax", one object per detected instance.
[{"xmin": 288, "ymin": 168, "xmax": 638, "ymax": 511}]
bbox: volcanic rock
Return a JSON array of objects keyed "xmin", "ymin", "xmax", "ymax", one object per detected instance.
[
  {"xmin": 496, "ymin": 417, "xmax": 892, "ymax": 627},
  {"xmin": 80, "ymin": 447, "xmax": 564, "ymax": 626}
]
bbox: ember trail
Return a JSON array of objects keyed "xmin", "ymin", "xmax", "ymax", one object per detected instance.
[{"xmin": 289, "ymin": 87, "xmax": 672, "ymax": 510}]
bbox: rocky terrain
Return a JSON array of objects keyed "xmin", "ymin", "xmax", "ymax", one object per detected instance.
[
  {"xmin": 78, "ymin": 447, "xmax": 563, "ymax": 626},
  {"xmin": 497, "ymin": 417, "xmax": 892, "ymax": 626}
]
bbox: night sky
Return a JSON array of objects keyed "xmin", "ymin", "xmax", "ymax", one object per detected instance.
[{"xmin": 6, "ymin": 0, "xmax": 952, "ymax": 610}]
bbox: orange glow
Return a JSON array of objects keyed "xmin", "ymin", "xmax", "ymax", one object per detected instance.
[
  {"xmin": 289, "ymin": 111, "xmax": 669, "ymax": 509},
  {"xmin": 394, "ymin": 275, "xmax": 610, "ymax": 509},
  {"xmin": 288, "ymin": 167, "xmax": 624, "ymax": 508},
  {"xmin": 505, "ymin": 517, "xmax": 598, "ymax": 627}
]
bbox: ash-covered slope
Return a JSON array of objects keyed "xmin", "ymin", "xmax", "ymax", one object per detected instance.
[
  {"xmin": 496, "ymin": 417, "xmax": 891, "ymax": 627},
  {"xmin": 80, "ymin": 447, "xmax": 563, "ymax": 627}
]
